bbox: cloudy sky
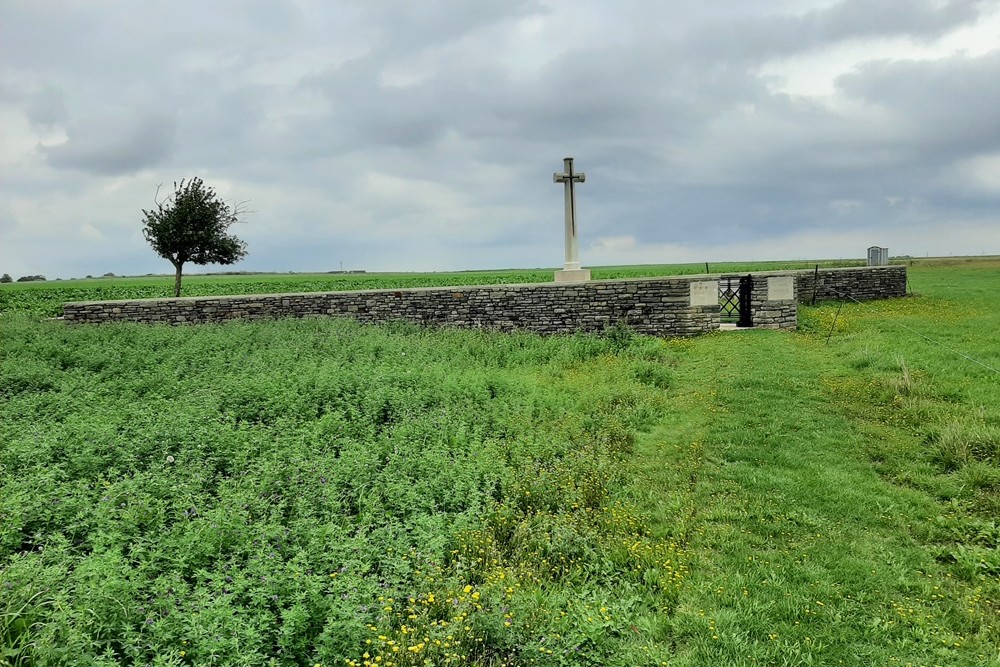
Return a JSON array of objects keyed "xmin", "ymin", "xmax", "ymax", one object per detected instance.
[{"xmin": 1, "ymin": 0, "xmax": 998, "ymax": 279}]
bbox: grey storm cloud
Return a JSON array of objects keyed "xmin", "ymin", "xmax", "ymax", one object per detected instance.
[
  {"xmin": 360, "ymin": 0, "xmax": 544, "ymax": 50},
  {"xmin": 25, "ymin": 85, "xmax": 67, "ymax": 128},
  {"xmin": 687, "ymin": 0, "xmax": 990, "ymax": 61},
  {"xmin": 42, "ymin": 112, "xmax": 177, "ymax": 176},
  {"xmin": 836, "ymin": 51, "xmax": 1000, "ymax": 156},
  {"xmin": 0, "ymin": 0, "xmax": 998, "ymax": 280}
]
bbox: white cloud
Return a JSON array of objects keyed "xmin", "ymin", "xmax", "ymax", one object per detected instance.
[
  {"xmin": 80, "ymin": 223, "xmax": 103, "ymax": 241},
  {"xmin": 829, "ymin": 199, "xmax": 865, "ymax": 214},
  {"xmin": 950, "ymin": 152, "xmax": 1000, "ymax": 194}
]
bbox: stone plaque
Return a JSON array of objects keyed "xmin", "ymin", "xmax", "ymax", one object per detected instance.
[
  {"xmin": 690, "ymin": 280, "xmax": 719, "ymax": 306},
  {"xmin": 767, "ymin": 276, "xmax": 794, "ymax": 301}
]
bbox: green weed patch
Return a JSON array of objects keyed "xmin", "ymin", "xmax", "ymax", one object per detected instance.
[{"xmin": 0, "ymin": 317, "xmax": 681, "ymax": 665}]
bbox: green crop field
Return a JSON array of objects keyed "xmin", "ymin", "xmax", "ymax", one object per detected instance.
[{"xmin": 1, "ymin": 259, "xmax": 998, "ymax": 666}]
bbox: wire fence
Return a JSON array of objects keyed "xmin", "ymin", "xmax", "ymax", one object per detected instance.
[{"xmin": 824, "ymin": 291, "xmax": 999, "ymax": 376}]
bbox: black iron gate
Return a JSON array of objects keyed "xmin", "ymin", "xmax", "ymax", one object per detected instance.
[{"xmin": 720, "ymin": 274, "xmax": 753, "ymax": 327}]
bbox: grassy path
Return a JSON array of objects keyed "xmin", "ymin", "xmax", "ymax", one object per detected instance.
[{"xmin": 628, "ymin": 330, "xmax": 996, "ymax": 666}]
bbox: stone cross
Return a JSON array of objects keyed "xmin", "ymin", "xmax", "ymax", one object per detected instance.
[{"xmin": 553, "ymin": 157, "xmax": 591, "ymax": 281}]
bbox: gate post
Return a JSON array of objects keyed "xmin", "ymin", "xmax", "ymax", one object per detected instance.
[{"xmin": 738, "ymin": 274, "xmax": 753, "ymax": 328}]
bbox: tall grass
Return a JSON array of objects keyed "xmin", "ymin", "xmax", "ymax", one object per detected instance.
[{"xmin": 0, "ymin": 315, "xmax": 681, "ymax": 665}]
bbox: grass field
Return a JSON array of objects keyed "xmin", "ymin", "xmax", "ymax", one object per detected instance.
[{"xmin": 1, "ymin": 259, "xmax": 998, "ymax": 666}]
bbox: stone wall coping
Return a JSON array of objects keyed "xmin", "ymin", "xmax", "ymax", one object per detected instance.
[
  {"xmin": 716, "ymin": 265, "xmax": 903, "ymax": 277},
  {"xmin": 62, "ymin": 275, "xmax": 694, "ymax": 307}
]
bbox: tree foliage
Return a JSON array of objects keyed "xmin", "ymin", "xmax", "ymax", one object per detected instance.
[{"xmin": 141, "ymin": 178, "xmax": 248, "ymax": 296}]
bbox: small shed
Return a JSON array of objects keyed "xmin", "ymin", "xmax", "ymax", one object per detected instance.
[{"xmin": 867, "ymin": 246, "xmax": 889, "ymax": 266}]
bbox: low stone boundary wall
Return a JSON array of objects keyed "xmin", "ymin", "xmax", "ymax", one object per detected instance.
[
  {"xmin": 796, "ymin": 265, "xmax": 906, "ymax": 303},
  {"xmin": 64, "ymin": 278, "xmax": 723, "ymax": 336},
  {"xmin": 62, "ymin": 265, "xmax": 905, "ymax": 336}
]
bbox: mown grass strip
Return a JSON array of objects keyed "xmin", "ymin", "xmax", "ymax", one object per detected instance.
[{"xmin": 633, "ymin": 295, "xmax": 997, "ymax": 665}]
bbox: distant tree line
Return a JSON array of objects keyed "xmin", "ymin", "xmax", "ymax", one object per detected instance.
[{"xmin": 0, "ymin": 273, "xmax": 47, "ymax": 283}]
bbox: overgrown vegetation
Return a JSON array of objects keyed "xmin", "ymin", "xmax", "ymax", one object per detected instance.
[
  {"xmin": 2, "ymin": 259, "xmax": 998, "ymax": 665},
  {"xmin": 0, "ymin": 317, "xmax": 680, "ymax": 665}
]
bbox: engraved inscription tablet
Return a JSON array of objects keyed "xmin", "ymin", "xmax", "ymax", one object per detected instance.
[
  {"xmin": 767, "ymin": 276, "xmax": 794, "ymax": 301},
  {"xmin": 690, "ymin": 280, "xmax": 719, "ymax": 306}
]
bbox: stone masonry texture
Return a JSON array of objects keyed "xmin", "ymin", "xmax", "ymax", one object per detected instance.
[
  {"xmin": 794, "ymin": 265, "xmax": 907, "ymax": 304},
  {"xmin": 63, "ymin": 266, "xmax": 906, "ymax": 336}
]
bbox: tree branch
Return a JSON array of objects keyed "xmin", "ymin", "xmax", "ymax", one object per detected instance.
[
  {"xmin": 232, "ymin": 199, "xmax": 254, "ymax": 221},
  {"xmin": 153, "ymin": 183, "xmax": 168, "ymax": 209}
]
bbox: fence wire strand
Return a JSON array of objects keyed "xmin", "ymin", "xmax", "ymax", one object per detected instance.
[{"xmin": 826, "ymin": 291, "xmax": 1000, "ymax": 376}]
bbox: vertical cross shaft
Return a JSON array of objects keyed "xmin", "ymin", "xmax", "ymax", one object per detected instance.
[{"xmin": 553, "ymin": 157, "xmax": 586, "ymax": 271}]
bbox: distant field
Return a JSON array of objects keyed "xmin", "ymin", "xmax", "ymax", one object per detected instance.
[{"xmin": 0, "ymin": 259, "xmax": 871, "ymax": 317}]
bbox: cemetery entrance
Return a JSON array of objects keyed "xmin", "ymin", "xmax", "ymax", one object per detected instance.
[{"xmin": 720, "ymin": 275, "xmax": 753, "ymax": 327}]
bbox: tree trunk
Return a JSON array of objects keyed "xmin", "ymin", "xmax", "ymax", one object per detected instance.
[{"xmin": 172, "ymin": 261, "xmax": 183, "ymax": 297}]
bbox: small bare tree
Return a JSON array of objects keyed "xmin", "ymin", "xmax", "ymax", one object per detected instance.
[{"xmin": 141, "ymin": 178, "xmax": 249, "ymax": 297}]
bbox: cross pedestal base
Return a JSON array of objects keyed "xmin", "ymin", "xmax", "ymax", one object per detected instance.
[{"xmin": 554, "ymin": 268, "xmax": 591, "ymax": 283}]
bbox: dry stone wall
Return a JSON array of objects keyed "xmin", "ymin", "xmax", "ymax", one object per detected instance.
[
  {"xmin": 795, "ymin": 265, "xmax": 906, "ymax": 303},
  {"xmin": 62, "ymin": 266, "xmax": 906, "ymax": 336},
  {"xmin": 749, "ymin": 275, "xmax": 797, "ymax": 329},
  {"xmin": 64, "ymin": 278, "xmax": 722, "ymax": 336}
]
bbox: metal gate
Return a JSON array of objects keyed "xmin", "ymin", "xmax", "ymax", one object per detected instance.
[{"xmin": 720, "ymin": 275, "xmax": 753, "ymax": 327}]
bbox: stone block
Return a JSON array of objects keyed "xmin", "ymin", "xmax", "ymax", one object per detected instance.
[{"xmin": 554, "ymin": 269, "xmax": 588, "ymax": 282}]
